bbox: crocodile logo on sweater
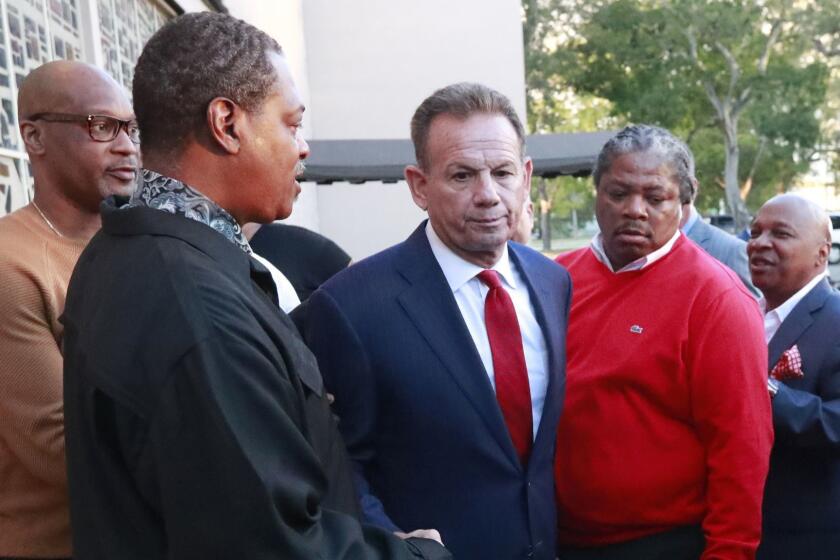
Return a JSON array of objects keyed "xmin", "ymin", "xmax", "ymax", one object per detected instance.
[{"xmin": 630, "ymin": 324, "xmax": 644, "ymax": 334}]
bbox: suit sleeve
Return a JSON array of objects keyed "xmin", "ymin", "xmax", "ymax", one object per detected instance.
[
  {"xmin": 293, "ymin": 290, "xmax": 402, "ymax": 533},
  {"xmin": 728, "ymin": 241, "xmax": 761, "ymax": 299},
  {"xmin": 771, "ymin": 343, "xmax": 840, "ymax": 449},
  {"xmin": 691, "ymin": 225, "xmax": 759, "ymax": 298},
  {"xmin": 134, "ymin": 334, "xmax": 448, "ymax": 560},
  {"xmin": 0, "ymin": 259, "xmax": 66, "ymax": 487},
  {"xmin": 687, "ymin": 288, "xmax": 773, "ymax": 560}
]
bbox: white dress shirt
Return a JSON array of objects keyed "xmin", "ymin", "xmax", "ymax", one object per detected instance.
[
  {"xmin": 250, "ymin": 252, "xmax": 301, "ymax": 313},
  {"xmin": 590, "ymin": 229, "xmax": 682, "ymax": 273},
  {"xmin": 426, "ymin": 222, "xmax": 549, "ymax": 438},
  {"xmin": 761, "ymin": 271, "xmax": 828, "ymax": 343}
]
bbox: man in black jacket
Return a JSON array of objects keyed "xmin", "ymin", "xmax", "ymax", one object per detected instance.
[{"xmin": 61, "ymin": 12, "xmax": 449, "ymax": 560}]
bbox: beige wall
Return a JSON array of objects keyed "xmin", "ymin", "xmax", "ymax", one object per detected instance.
[
  {"xmin": 316, "ymin": 182, "xmax": 428, "ymax": 260},
  {"xmin": 171, "ymin": 0, "xmax": 211, "ymax": 14},
  {"xmin": 297, "ymin": 0, "xmax": 527, "ymax": 260},
  {"xmin": 301, "ymin": 0, "xmax": 526, "ymax": 140}
]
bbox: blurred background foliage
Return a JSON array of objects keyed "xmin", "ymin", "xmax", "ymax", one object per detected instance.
[{"xmin": 523, "ymin": 0, "xmax": 840, "ymax": 245}]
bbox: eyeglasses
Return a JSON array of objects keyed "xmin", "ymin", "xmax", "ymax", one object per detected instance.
[{"xmin": 27, "ymin": 112, "xmax": 141, "ymax": 144}]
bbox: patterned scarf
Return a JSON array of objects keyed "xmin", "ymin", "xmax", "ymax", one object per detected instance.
[{"xmin": 127, "ymin": 168, "xmax": 252, "ymax": 254}]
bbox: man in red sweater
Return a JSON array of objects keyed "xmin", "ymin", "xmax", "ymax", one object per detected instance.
[{"xmin": 555, "ymin": 124, "xmax": 772, "ymax": 559}]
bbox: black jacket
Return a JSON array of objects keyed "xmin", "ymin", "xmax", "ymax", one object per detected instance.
[
  {"xmin": 250, "ymin": 223, "xmax": 351, "ymax": 302},
  {"xmin": 62, "ymin": 200, "xmax": 450, "ymax": 560}
]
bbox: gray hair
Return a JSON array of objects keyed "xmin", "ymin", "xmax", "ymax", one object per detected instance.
[
  {"xmin": 410, "ymin": 82, "xmax": 526, "ymax": 169},
  {"xmin": 593, "ymin": 124, "xmax": 697, "ymax": 204}
]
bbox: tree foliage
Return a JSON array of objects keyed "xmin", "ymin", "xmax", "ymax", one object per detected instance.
[
  {"xmin": 523, "ymin": 0, "xmax": 832, "ymax": 226},
  {"xmin": 804, "ymin": 0, "xmax": 840, "ymax": 186},
  {"xmin": 523, "ymin": 0, "xmax": 614, "ymax": 247},
  {"xmin": 807, "ymin": 0, "xmax": 840, "ymax": 60}
]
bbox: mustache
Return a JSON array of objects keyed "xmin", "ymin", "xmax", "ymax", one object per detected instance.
[
  {"xmin": 614, "ymin": 222, "xmax": 650, "ymax": 235},
  {"xmin": 107, "ymin": 160, "xmax": 139, "ymax": 170},
  {"xmin": 295, "ymin": 160, "xmax": 306, "ymax": 176}
]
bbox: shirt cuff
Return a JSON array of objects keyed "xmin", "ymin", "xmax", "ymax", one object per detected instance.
[{"xmin": 768, "ymin": 378, "xmax": 780, "ymax": 398}]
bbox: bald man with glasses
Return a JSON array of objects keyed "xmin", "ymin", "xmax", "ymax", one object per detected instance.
[
  {"xmin": 0, "ymin": 60, "xmax": 138, "ymax": 560},
  {"xmin": 26, "ymin": 112, "xmax": 140, "ymax": 145}
]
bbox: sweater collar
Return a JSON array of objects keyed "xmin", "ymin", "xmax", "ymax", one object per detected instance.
[{"xmin": 590, "ymin": 229, "xmax": 682, "ymax": 274}]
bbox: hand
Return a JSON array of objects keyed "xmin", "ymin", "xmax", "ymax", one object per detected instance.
[{"xmin": 394, "ymin": 529, "xmax": 443, "ymax": 546}]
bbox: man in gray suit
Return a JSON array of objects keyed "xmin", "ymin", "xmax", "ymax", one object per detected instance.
[{"xmin": 681, "ymin": 189, "xmax": 760, "ymax": 297}]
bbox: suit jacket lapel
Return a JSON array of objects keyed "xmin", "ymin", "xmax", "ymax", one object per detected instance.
[
  {"xmin": 768, "ymin": 279, "xmax": 832, "ymax": 369},
  {"xmin": 394, "ymin": 225, "xmax": 520, "ymax": 467},
  {"xmin": 509, "ymin": 245, "xmax": 564, "ymax": 467}
]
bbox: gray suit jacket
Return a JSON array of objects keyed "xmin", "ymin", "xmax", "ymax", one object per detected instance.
[{"xmin": 685, "ymin": 216, "xmax": 760, "ymax": 297}]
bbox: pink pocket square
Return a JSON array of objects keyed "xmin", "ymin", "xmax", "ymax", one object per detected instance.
[{"xmin": 770, "ymin": 345, "xmax": 804, "ymax": 381}]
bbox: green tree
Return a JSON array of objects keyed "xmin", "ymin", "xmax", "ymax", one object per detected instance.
[
  {"xmin": 808, "ymin": 0, "xmax": 840, "ymax": 60},
  {"xmin": 804, "ymin": 0, "xmax": 840, "ymax": 188},
  {"xmin": 523, "ymin": 0, "xmax": 616, "ymax": 249},
  {"xmin": 526, "ymin": 0, "xmax": 830, "ymax": 227}
]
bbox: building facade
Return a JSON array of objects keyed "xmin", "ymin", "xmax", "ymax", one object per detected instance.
[
  {"xmin": 0, "ymin": 0, "xmax": 527, "ymax": 260},
  {"xmin": 0, "ymin": 0, "xmax": 176, "ymax": 214}
]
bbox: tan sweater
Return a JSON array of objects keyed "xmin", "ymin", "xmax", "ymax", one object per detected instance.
[{"xmin": 0, "ymin": 204, "xmax": 87, "ymax": 557}]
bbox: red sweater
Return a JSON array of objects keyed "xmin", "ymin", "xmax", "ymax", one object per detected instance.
[{"xmin": 555, "ymin": 236, "xmax": 772, "ymax": 559}]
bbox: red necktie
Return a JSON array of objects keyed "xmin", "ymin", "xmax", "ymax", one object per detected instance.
[{"xmin": 477, "ymin": 270, "xmax": 532, "ymax": 465}]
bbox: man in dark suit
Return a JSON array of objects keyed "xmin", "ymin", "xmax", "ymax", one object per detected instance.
[
  {"xmin": 681, "ymin": 185, "xmax": 759, "ymax": 297},
  {"xmin": 294, "ymin": 82, "xmax": 571, "ymax": 560},
  {"xmin": 748, "ymin": 194, "xmax": 840, "ymax": 559},
  {"xmin": 61, "ymin": 13, "xmax": 449, "ymax": 560}
]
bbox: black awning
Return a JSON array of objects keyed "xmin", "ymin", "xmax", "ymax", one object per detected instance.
[
  {"xmin": 526, "ymin": 130, "xmax": 615, "ymax": 178},
  {"xmin": 301, "ymin": 139, "xmax": 415, "ymax": 184},
  {"xmin": 299, "ymin": 130, "xmax": 615, "ymax": 184}
]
